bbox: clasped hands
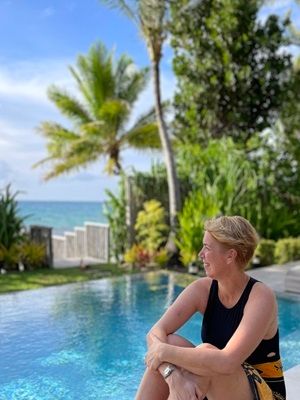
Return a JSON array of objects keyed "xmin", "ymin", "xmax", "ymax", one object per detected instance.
[
  {"xmin": 144, "ymin": 332, "xmax": 165, "ymax": 371},
  {"xmin": 144, "ymin": 334, "xmax": 206, "ymax": 400}
]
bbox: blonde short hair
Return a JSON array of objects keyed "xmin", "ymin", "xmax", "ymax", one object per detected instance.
[{"xmin": 204, "ymin": 216, "xmax": 259, "ymax": 267}]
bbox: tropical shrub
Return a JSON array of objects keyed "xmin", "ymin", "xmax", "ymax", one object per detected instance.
[
  {"xmin": 19, "ymin": 241, "xmax": 46, "ymax": 270},
  {"xmin": 0, "ymin": 244, "xmax": 20, "ymax": 271},
  {"xmin": 104, "ymin": 178, "xmax": 127, "ymax": 262},
  {"xmin": 0, "ymin": 185, "xmax": 27, "ymax": 271},
  {"xmin": 176, "ymin": 139, "xmax": 257, "ymax": 218},
  {"xmin": 123, "ymin": 244, "xmax": 150, "ymax": 268},
  {"xmin": 0, "ymin": 185, "xmax": 26, "ymax": 250},
  {"xmin": 274, "ymin": 238, "xmax": 300, "ymax": 265},
  {"xmin": 153, "ymin": 248, "xmax": 169, "ymax": 268},
  {"xmin": 135, "ymin": 199, "xmax": 168, "ymax": 255},
  {"xmin": 176, "ymin": 189, "xmax": 220, "ymax": 266},
  {"xmin": 255, "ymin": 239, "xmax": 276, "ymax": 267}
]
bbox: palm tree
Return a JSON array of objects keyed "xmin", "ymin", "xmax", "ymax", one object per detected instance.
[
  {"xmin": 34, "ymin": 42, "xmax": 161, "ymax": 179},
  {"xmin": 100, "ymin": 0, "xmax": 181, "ymax": 238}
]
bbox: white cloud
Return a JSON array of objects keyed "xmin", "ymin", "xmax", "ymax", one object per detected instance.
[
  {"xmin": 0, "ymin": 60, "xmax": 73, "ymax": 105},
  {"xmin": 41, "ymin": 7, "xmax": 55, "ymax": 18}
]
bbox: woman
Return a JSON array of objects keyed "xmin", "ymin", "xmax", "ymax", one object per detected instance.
[{"xmin": 136, "ymin": 216, "xmax": 286, "ymax": 400}]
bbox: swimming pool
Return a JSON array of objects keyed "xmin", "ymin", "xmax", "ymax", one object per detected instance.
[{"xmin": 0, "ymin": 272, "xmax": 299, "ymax": 399}]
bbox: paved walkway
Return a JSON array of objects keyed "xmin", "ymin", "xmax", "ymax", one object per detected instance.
[
  {"xmin": 248, "ymin": 261, "xmax": 300, "ymax": 399},
  {"xmin": 248, "ymin": 261, "xmax": 300, "ymax": 294}
]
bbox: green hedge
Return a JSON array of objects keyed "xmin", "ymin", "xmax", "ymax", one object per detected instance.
[
  {"xmin": 274, "ymin": 237, "xmax": 300, "ymax": 265},
  {"xmin": 255, "ymin": 239, "xmax": 276, "ymax": 266}
]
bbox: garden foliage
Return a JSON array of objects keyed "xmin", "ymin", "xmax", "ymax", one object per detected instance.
[
  {"xmin": 274, "ymin": 238, "xmax": 300, "ymax": 265},
  {"xmin": 170, "ymin": 0, "xmax": 292, "ymax": 145},
  {"xmin": 104, "ymin": 177, "xmax": 127, "ymax": 263},
  {"xmin": 0, "ymin": 185, "xmax": 46, "ymax": 271}
]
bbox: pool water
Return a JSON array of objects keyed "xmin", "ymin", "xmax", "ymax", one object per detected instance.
[{"xmin": 0, "ymin": 273, "xmax": 299, "ymax": 400}]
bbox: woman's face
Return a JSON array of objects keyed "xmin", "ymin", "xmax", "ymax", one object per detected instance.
[{"xmin": 198, "ymin": 231, "xmax": 229, "ymax": 278}]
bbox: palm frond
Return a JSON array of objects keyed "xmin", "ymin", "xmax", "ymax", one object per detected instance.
[
  {"xmin": 47, "ymin": 86, "xmax": 92, "ymax": 124},
  {"xmin": 124, "ymin": 122, "xmax": 161, "ymax": 149},
  {"xmin": 42, "ymin": 140, "xmax": 102, "ymax": 181},
  {"xmin": 37, "ymin": 121, "xmax": 79, "ymax": 141},
  {"xmin": 138, "ymin": 0, "xmax": 167, "ymax": 45},
  {"xmin": 71, "ymin": 43, "xmax": 115, "ymax": 115},
  {"xmin": 32, "ymin": 155, "xmax": 55, "ymax": 169},
  {"xmin": 139, "ymin": 0, "xmax": 166, "ymax": 28},
  {"xmin": 131, "ymin": 102, "xmax": 170, "ymax": 129},
  {"xmin": 97, "ymin": 99, "xmax": 130, "ymax": 135},
  {"xmin": 37, "ymin": 122, "xmax": 79, "ymax": 159},
  {"xmin": 69, "ymin": 65, "xmax": 95, "ymax": 110},
  {"xmin": 100, "ymin": 0, "xmax": 138, "ymax": 24},
  {"xmin": 120, "ymin": 65, "xmax": 150, "ymax": 104}
]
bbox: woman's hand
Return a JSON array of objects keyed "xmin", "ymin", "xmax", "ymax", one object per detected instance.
[
  {"xmin": 167, "ymin": 368, "xmax": 207, "ymax": 400},
  {"xmin": 145, "ymin": 333, "xmax": 165, "ymax": 370},
  {"xmin": 145, "ymin": 334, "xmax": 207, "ymax": 399}
]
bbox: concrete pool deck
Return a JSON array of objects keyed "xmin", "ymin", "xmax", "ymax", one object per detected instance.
[{"xmin": 248, "ymin": 261, "xmax": 300, "ymax": 400}]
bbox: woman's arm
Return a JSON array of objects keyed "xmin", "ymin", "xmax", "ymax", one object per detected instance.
[
  {"xmin": 147, "ymin": 282, "xmax": 276, "ymax": 376},
  {"xmin": 148, "ymin": 277, "xmax": 211, "ymax": 341},
  {"xmin": 146, "ymin": 278, "xmax": 211, "ymax": 379}
]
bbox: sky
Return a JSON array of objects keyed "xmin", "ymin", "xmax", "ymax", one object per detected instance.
[{"xmin": 0, "ymin": 0, "xmax": 299, "ymax": 201}]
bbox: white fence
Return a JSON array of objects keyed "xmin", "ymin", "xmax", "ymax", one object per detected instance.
[{"xmin": 52, "ymin": 222, "xmax": 110, "ymax": 263}]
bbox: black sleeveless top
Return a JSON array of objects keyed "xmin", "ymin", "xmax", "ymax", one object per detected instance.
[{"xmin": 201, "ymin": 277, "xmax": 286, "ymax": 398}]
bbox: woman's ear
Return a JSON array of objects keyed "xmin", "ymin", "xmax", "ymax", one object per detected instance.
[{"xmin": 226, "ymin": 248, "xmax": 237, "ymax": 264}]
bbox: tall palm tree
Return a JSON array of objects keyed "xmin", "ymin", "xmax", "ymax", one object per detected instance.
[
  {"xmin": 101, "ymin": 0, "xmax": 181, "ymax": 238},
  {"xmin": 34, "ymin": 42, "xmax": 161, "ymax": 179}
]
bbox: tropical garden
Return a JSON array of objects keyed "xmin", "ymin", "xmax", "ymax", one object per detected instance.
[{"xmin": 1, "ymin": 0, "xmax": 300, "ymax": 289}]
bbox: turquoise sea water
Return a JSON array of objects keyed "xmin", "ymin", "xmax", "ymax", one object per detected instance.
[
  {"xmin": 0, "ymin": 273, "xmax": 299, "ymax": 400},
  {"xmin": 18, "ymin": 201, "xmax": 107, "ymax": 235}
]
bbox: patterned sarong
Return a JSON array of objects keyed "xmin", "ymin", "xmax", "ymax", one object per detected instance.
[{"xmin": 242, "ymin": 362, "xmax": 285, "ymax": 400}]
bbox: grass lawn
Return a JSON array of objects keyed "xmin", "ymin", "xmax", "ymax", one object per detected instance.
[{"xmin": 0, "ymin": 263, "xmax": 138, "ymax": 294}]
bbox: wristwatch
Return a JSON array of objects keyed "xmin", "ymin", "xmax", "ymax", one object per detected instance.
[{"xmin": 162, "ymin": 364, "xmax": 176, "ymax": 379}]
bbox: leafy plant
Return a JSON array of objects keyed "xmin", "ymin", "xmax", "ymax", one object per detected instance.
[
  {"xmin": 274, "ymin": 238, "xmax": 300, "ymax": 265},
  {"xmin": 135, "ymin": 199, "xmax": 168, "ymax": 255},
  {"xmin": 177, "ymin": 138, "xmax": 257, "ymax": 218},
  {"xmin": 123, "ymin": 244, "xmax": 150, "ymax": 267},
  {"xmin": 153, "ymin": 248, "xmax": 168, "ymax": 268},
  {"xmin": 103, "ymin": 177, "xmax": 127, "ymax": 262},
  {"xmin": 255, "ymin": 239, "xmax": 276, "ymax": 267},
  {"xmin": 19, "ymin": 241, "xmax": 46, "ymax": 270},
  {"xmin": 0, "ymin": 184, "xmax": 26, "ymax": 250},
  {"xmin": 0, "ymin": 244, "xmax": 20, "ymax": 271},
  {"xmin": 176, "ymin": 189, "xmax": 220, "ymax": 266}
]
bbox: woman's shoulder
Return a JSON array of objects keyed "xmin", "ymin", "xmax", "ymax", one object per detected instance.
[
  {"xmin": 247, "ymin": 278, "xmax": 277, "ymax": 308},
  {"xmin": 250, "ymin": 278, "xmax": 275, "ymax": 297},
  {"xmin": 186, "ymin": 277, "xmax": 213, "ymax": 312},
  {"xmin": 191, "ymin": 276, "xmax": 213, "ymax": 291}
]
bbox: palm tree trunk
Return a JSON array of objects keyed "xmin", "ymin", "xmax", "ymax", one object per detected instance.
[{"xmin": 152, "ymin": 59, "xmax": 181, "ymax": 235}]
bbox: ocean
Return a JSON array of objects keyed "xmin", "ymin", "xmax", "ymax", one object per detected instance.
[{"xmin": 18, "ymin": 201, "xmax": 108, "ymax": 235}]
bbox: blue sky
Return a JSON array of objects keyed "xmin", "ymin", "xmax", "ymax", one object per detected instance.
[{"xmin": 0, "ymin": 0, "xmax": 299, "ymax": 201}]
